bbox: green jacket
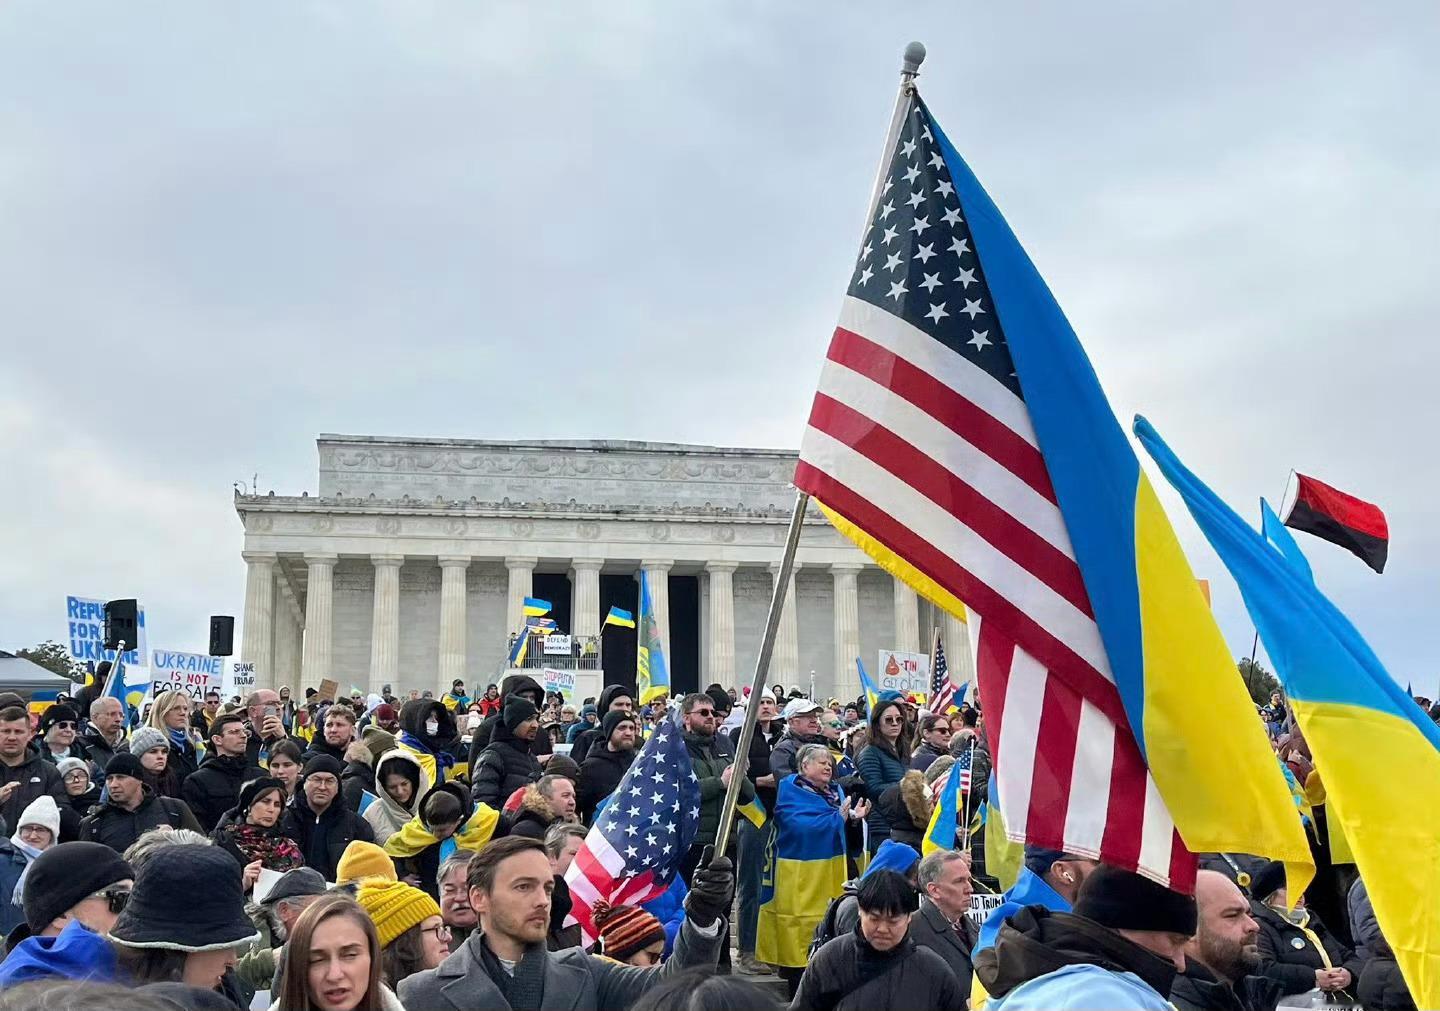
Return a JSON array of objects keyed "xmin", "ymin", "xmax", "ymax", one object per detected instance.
[{"xmin": 683, "ymin": 731, "xmax": 753, "ymax": 848}]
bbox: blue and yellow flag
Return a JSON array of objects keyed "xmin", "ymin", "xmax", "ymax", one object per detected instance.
[
  {"xmin": 603, "ymin": 606, "xmax": 636, "ymax": 629},
  {"xmin": 922, "ymin": 763, "xmax": 964, "ymax": 855},
  {"xmin": 506, "ymin": 625, "xmax": 531, "ymax": 667},
  {"xmin": 1137, "ymin": 416, "xmax": 1440, "ymax": 1008},
  {"xmin": 738, "ymin": 795, "xmax": 768, "ymax": 830},
  {"xmin": 636, "ymin": 572, "xmax": 670, "ymax": 705},
  {"xmin": 855, "ymin": 657, "xmax": 879, "ymax": 714},
  {"xmin": 756, "ymin": 774, "xmax": 849, "ymax": 968},
  {"xmin": 522, "ymin": 597, "xmax": 551, "ymax": 618}
]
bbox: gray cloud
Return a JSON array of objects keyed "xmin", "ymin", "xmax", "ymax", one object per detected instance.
[{"xmin": 2, "ymin": 1, "xmax": 1436, "ymax": 685}]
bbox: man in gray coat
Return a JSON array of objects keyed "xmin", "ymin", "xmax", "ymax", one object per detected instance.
[
  {"xmin": 909, "ymin": 849, "xmax": 980, "ymax": 993},
  {"xmin": 398, "ymin": 835, "xmax": 733, "ymax": 1011}
]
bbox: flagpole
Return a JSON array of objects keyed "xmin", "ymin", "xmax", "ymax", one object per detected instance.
[
  {"xmin": 958, "ymin": 737, "xmax": 977, "ymax": 852},
  {"xmin": 713, "ymin": 42, "xmax": 928, "ymax": 863}
]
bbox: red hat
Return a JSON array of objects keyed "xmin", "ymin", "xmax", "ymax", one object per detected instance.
[{"xmin": 374, "ymin": 703, "xmax": 397, "ymax": 723}]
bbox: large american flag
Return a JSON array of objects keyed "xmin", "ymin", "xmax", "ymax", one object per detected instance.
[
  {"xmin": 929, "ymin": 632, "xmax": 956, "ymax": 713},
  {"xmin": 794, "ymin": 93, "xmax": 1192, "ymax": 887},
  {"xmin": 563, "ymin": 708, "xmax": 701, "ymax": 944}
]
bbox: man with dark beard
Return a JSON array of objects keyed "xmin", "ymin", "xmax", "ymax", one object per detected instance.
[{"xmin": 1170, "ymin": 871, "xmax": 1284, "ymax": 1011}]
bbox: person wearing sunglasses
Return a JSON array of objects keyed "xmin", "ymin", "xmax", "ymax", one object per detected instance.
[
  {"xmin": 910, "ymin": 715, "xmax": 953, "ymax": 774},
  {"xmin": 0, "ymin": 840, "xmax": 134, "ymax": 955},
  {"xmin": 36, "ymin": 704, "xmax": 88, "ymax": 768},
  {"xmin": 857, "ymin": 699, "xmax": 914, "ymax": 854}
]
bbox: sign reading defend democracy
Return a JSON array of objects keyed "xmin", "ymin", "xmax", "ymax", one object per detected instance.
[
  {"xmin": 65, "ymin": 595, "xmax": 147, "ymax": 666},
  {"xmin": 149, "ymin": 649, "xmax": 223, "ymax": 700},
  {"xmin": 877, "ymin": 649, "xmax": 929, "ymax": 696}
]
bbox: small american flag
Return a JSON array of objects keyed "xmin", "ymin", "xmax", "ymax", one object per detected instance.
[
  {"xmin": 794, "ymin": 90, "xmax": 1192, "ymax": 886},
  {"xmin": 563, "ymin": 707, "xmax": 700, "ymax": 944},
  {"xmin": 929, "ymin": 633, "xmax": 957, "ymax": 713}
]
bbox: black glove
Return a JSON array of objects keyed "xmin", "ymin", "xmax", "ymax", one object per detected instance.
[{"xmin": 684, "ymin": 845, "xmax": 734, "ymax": 927}]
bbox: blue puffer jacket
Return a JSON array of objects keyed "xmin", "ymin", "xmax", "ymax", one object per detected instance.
[
  {"xmin": 0, "ymin": 919, "xmax": 119, "ymax": 986},
  {"xmin": 856, "ymin": 743, "xmax": 909, "ymax": 843}
]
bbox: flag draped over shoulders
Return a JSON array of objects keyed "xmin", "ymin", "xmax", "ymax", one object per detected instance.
[
  {"xmin": 384, "ymin": 802, "xmax": 499, "ymax": 859},
  {"xmin": 756, "ymin": 774, "xmax": 849, "ymax": 968}
]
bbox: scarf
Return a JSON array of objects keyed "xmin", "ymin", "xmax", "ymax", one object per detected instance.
[
  {"xmin": 475, "ymin": 934, "xmax": 548, "ymax": 1011},
  {"xmin": 383, "ymin": 802, "xmax": 499, "ymax": 858},
  {"xmin": 795, "ymin": 774, "xmax": 842, "ymax": 808},
  {"xmin": 397, "ymin": 731, "xmax": 455, "ymax": 778},
  {"xmin": 10, "ymin": 834, "xmax": 45, "ymax": 905},
  {"xmin": 220, "ymin": 821, "xmax": 305, "ymax": 872}
]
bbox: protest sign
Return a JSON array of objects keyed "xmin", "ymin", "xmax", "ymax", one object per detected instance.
[
  {"xmin": 316, "ymin": 678, "xmax": 339, "ymax": 703},
  {"xmin": 542, "ymin": 667, "xmax": 577, "ymax": 702},
  {"xmin": 65, "ymin": 595, "xmax": 147, "ymax": 667},
  {"xmin": 148, "ymin": 649, "xmax": 224, "ymax": 701},
  {"xmin": 877, "ymin": 649, "xmax": 929, "ymax": 695},
  {"xmin": 224, "ymin": 661, "xmax": 257, "ymax": 699},
  {"xmin": 542, "ymin": 635, "xmax": 573, "ymax": 656},
  {"xmin": 967, "ymin": 891, "xmax": 1004, "ymax": 928}
]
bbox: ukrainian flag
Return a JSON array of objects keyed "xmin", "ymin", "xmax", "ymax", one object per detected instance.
[
  {"xmin": 636, "ymin": 572, "xmax": 670, "ymax": 705},
  {"xmin": 384, "ymin": 801, "xmax": 500, "ymax": 859},
  {"xmin": 603, "ymin": 606, "xmax": 636, "ymax": 629},
  {"xmin": 855, "ymin": 657, "xmax": 879, "ymax": 714},
  {"xmin": 738, "ymin": 795, "xmax": 768, "ymax": 830},
  {"xmin": 756, "ymin": 774, "xmax": 849, "ymax": 968},
  {"xmin": 922, "ymin": 764, "xmax": 963, "ymax": 855},
  {"xmin": 1138, "ymin": 416, "xmax": 1440, "ymax": 1009},
  {"xmin": 522, "ymin": 597, "xmax": 551, "ymax": 618}
]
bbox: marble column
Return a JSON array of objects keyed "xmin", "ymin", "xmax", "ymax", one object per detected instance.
[
  {"xmin": 368, "ymin": 554, "xmax": 403, "ymax": 697},
  {"xmin": 940, "ymin": 607, "xmax": 976, "ymax": 687},
  {"xmin": 505, "ymin": 556, "xmax": 538, "ymax": 633},
  {"xmin": 438, "ymin": 556, "xmax": 470, "ymax": 695},
  {"xmin": 240, "ymin": 551, "xmax": 276, "ymax": 689},
  {"xmin": 770, "ymin": 561, "xmax": 801, "ymax": 683},
  {"xmin": 273, "ymin": 579, "xmax": 304, "ymax": 691},
  {"xmin": 893, "ymin": 578, "xmax": 920, "ymax": 654},
  {"xmin": 832, "ymin": 563, "xmax": 863, "ymax": 701},
  {"xmin": 705, "ymin": 562, "xmax": 737, "ymax": 686},
  {"xmin": 639, "ymin": 560, "xmax": 673, "ymax": 662},
  {"xmin": 301, "ymin": 553, "xmax": 337, "ymax": 691},
  {"xmin": 571, "ymin": 558, "xmax": 604, "ymax": 639}
]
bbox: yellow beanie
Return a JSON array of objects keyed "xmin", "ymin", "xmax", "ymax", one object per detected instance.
[
  {"xmin": 356, "ymin": 879, "xmax": 441, "ymax": 948},
  {"xmin": 336, "ymin": 840, "xmax": 397, "ymax": 885}
]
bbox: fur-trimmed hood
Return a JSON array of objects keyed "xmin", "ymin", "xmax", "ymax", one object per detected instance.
[{"xmin": 899, "ymin": 769, "xmax": 932, "ymax": 827}]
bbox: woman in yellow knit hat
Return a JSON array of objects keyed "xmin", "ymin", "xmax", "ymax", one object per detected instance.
[
  {"xmin": 355, "ymin": 876, "xmax": 448, "ymax": 989},
  {"xmin": 335, "ymin": 840, "xmax": 398, "ymax": 887}
]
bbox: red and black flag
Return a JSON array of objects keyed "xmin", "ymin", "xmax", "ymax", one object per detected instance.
[{"xmin": 1282, "ymin": 473, "xmax": 1389, "ymax": 573}]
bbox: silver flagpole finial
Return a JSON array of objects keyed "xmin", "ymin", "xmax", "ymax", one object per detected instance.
[{"xmin": 901, "ymin": 41, "xmax": 926, "ymax": 78}]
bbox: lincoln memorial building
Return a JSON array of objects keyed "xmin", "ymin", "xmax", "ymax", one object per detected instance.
[{"xmin": 234, "ymin": 435, "xmax": 972, "ymax": 701}]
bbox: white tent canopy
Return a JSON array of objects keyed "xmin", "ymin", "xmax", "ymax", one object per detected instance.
[{"xmin": 0, "ymin": 651, "xmax": 77, "ymax": 698}]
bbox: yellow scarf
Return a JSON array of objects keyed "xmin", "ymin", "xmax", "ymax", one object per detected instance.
[{"xmin": 383, "ymin": 802, "xmax": 499, "ymax": 858}]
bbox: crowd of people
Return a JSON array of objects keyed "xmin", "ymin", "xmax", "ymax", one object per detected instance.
[{"xmin": 0, "ymin": 669, "xmax": 1415, "ymax": 1010}]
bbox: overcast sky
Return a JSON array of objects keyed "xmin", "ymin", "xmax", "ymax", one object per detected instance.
[{"xmin": 2, "ymin": 2, "xmax": 1436, "ymax": 689}]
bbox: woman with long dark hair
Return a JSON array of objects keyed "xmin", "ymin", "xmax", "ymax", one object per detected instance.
[
  {"xmin": 271, "ymin": 894, "xmax": 403, "ymax": 1011},
  {"xmin": 211, "ymin": 777, "xmax": 304, "ymax": 876},
  {"xmin": 857, "ymin": 700, "xmax": 913, "ymax": 852}
]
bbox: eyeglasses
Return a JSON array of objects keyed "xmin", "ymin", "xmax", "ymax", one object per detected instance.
[
  {"xmin": 422, "ymin": 923, "xmax": 452, "ymax": 942},
  {"xmin": 51, "ymin": 721, "xmax": 76, "ymax": 730},
  {"xmin": 689, "ymin": 708, "xmax": 714, "ymax": 718},
  {"xmin": 880, "ymin": 715, "xmax": 903, "ymax": 725},
  {"xmin": 62, "ymin": 770, "xmax": 90, "ymax": 782},
  {"xmin": 91, "ymin": 886, "xmax": 131, "ymax": 914}
]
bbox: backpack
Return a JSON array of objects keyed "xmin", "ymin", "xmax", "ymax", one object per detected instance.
[{"xmin": 808, "ymin": 889, "xmax": 853, "ymax": 957}]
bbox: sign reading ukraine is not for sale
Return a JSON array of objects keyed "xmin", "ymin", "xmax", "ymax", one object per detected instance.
[{"xmin": 149, "ymin": 650, "xmax": 223, "ymax": 700}]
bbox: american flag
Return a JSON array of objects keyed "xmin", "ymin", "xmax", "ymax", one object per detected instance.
[
  {"xmin": 563, "ymin": 708, "xmax": 701, "ymax": 944},
  {"xmin": 794, "ymin": 93, "xmax": 1192, "ymax": 887},
  {"xmin": 929, "ymin": 633, "xmax": 957, "ymax": 713}
]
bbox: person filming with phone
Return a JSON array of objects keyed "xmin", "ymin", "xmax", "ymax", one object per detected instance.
[{"xmin": 243, "ymin": 689, "xmax": 298, "ymax": 768}]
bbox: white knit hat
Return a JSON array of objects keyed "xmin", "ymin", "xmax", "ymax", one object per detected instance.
[{"xmin": 16, "ymin": 796, "xmax": 60, "ymax": 839}]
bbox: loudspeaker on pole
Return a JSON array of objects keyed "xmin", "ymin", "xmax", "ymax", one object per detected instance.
[
  {"xmin": 103, "ymin": 599, "xmax": 139, "ymax": 650},
  {"xmin": 210, "ymin": 616, "xmax": 235, "ymax": 657}
]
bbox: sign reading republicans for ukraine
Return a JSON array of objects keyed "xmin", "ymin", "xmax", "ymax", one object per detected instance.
[
  {"xmin": 66, "ymin": 595, "xmax": 148, "ymax": 667},
  {"xmin": 149, "ymin": 650, "xmax": 224, "ymax": 700}
]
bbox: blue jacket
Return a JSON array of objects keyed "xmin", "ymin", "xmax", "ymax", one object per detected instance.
[
  {"xmin": 0, "ymin": 919, "xmax": 120, "ymax": 987},
  {"xmin": 641, "ymin": 874, "xmax": 688, "ymax": 957},
  {"xmin": 989, "ymin": 963, "xmax": 1173, "ymax": 1011},
  {"xmin": 856, "ymin": 744, "xmax": 908, "ymax": 841},
  {"xmin": 0, "ymin": 841, "xmax": 28, "ymax": 936},
  {"xmin": 975, "ymin": 867, "xmax": 1071, "ymax": 953}
]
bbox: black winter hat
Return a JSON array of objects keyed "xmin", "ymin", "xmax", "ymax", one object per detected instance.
[
  {"xmin": 302, "ymin": 754, "xmax": 345, "ymax": 780},
  {"xmin": 105, "ymin": 752, "xmax": 146, "ymax": 780},
  {"xmin": 706, "ymin": 687, "xmax": 732, "ymax": 716},
  {"xmin": 1248, "ymin": 860, "xmax": 1286, "ymax": 903},
  {"xmin": 22, "ymin": 841, "xmax": 134, "ymax": 933},
  {"xmin": 39, "ymin": 703, "xmax": 79, "ymax": 733},
  {"xmin": 110, "ymin": 844, "xmax": 260, "ymax": 952},
  {"xmin": 504, "ymin": 696, "xmax": 539, "ymax": 731},
  {"xmin": 598, "ymin": 684, "xmax": 632, "ymax": 712},
  {"xmin": 238, "ymin": 776, "xmax": 286, "ymax": 815},
  {"xmin": 1073, "ymin": 865, "xmax": 1197, "ymax": 936},
  {"xmin": 602, "ymin": 709, "xmax": 636, "ymax": 742}
]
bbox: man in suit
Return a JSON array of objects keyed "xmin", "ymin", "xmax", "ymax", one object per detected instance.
[{"xmin": 910, "ymin": 849, "xmax": 980, "ymax": 994}]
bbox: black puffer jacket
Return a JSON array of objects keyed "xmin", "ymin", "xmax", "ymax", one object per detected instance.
[
  {"xmin": 279, "ymin": 788, "xmax": 375, "ymax": 881},
  {"xmin": 576, "ymin": 743, "xmax": 635, "ymax": 824},
  {"xmin": 1250, "ymin": 900, "xmax": 1364, "ymax": 996},
  {"xmin": 569, "ymin": 685, "xmax": 631, "ymax": 764},
  {"xmin": 79, "ymin": 787, "xmax": 204, "ymax": 853},
  {"xmin": 466, "ymin": 675, "xmax": 551, "ymax": 770},
  {"xmin": 398, "ymin": 699, "xmax": 463, "ymax": 782},
  {"xmin": 471, "ymin": 720, "xmax": 542, "ymax": 809},
  {"xmin": 0, "ymin": 753, "xmax": 66, "ymax": 837},
  {"xmin": 1358, "ymin": 937, "xmax": 1416, "ymax": 1011},
  {"xmin": 182, "ymin": 753, "xmax": 265, "ymax": 832},
  {"xmin": 791, "ymin": 924, "xmax": 966, "ymax": 1011}
]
